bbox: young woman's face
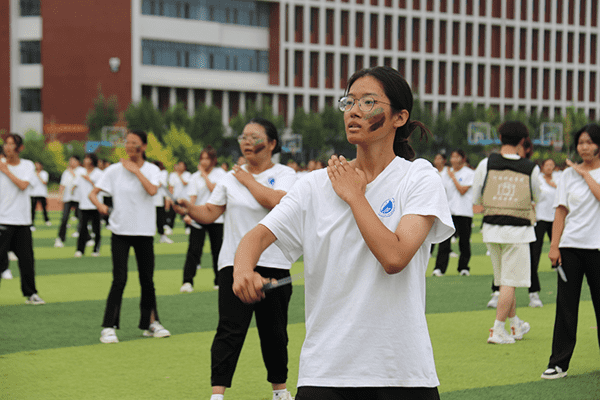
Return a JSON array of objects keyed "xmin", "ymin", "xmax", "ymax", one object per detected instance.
[
  {"xmin": 238, "ymin": 123, "xmax": 274, "ymax": 161},
  {"xmin": 576, "ymin": 132, "xmax": 599, "ymax": 162},
  {"xmin": 433, "ymin": 154, "xmax": 445, "ymax": 169},
  {"xmin": 542, "ymin": 159, "xmax": 555, "ymax": 176},
  {"xmin": 125, "ymin": 133, "xmax": 145, "ymax": 158},
  {"xmin": 2, "ymin": 136, "xmax": 20, "ymax": 157},
  {"xmin": 199, "ymin": 152, "xmax": 213, "ymax": 171},
  {"xmin": 450, "ymin": 152, "xmax": 465, "ymax": 169},
  {"xmin": 83, "ymin": 157, "xmax": 93, "ymax": 169}
]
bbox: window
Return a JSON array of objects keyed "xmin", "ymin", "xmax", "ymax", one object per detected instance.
[
  {"xmin": 21, "ymin": 89, "xmax": 41, "ymax": 112},
  {"xmin": 226, "ymin": 8, "xmax": 230, "ymax": 23},
  {"xmin": 209, "ymin": 5, "xmax": 215, "ymax": 21},
  {"xmin": 20, "ymin": 41, "xmax": 41, "ymax": 64},
  {"xmin": 184, "ymin": 3, "xmax": 190, "ymax": 18},
  {"xmin": 20, "ymin": 0, "xmax": 40, "ymax": 16},
  {"xmin": 185, "ymin": 51, "xmax": 190, "ymax": 67}
]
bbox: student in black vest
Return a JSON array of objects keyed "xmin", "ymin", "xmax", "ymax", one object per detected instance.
[{"xmin": 472, "ymin": 122, "xmax": 541, "ymax": 344}]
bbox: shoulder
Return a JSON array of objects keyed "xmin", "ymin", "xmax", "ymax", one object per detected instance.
[
  {"xmin": 272, "ymin": 163, "xmax": 297, "ymax": 176},
  {"xmin": 142, "ymin": 162, "xmax": 160, "ymax": 173}
]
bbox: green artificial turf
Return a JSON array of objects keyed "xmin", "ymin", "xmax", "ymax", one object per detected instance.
[{"xmin": 1, "ymin": 212, "xmax": 599, "ymax": 399}]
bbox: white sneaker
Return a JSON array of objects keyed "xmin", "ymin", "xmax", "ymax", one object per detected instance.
[
  {"xmin": 25, "ymin": 293, "xmax": 46, "ymax": 305},
  {"xmin": 100, "ymin": 328, "xmax": 119, "ymax": 343},
  {"xmin": 54, "ymin": 238, "xmax": 64, "ymax": 248},
  {"xmin": 86, "ymin": 240, "xmax": 95, "ymax": 247},
  {"xmin": 432, "ymin": 269, "xmax": 443, "ymax": 277},
  {"xmin": 273, "ymin": 390, "xmax": 294, "ymax": 400},
  {"xmin": 460, "ymin": 270, "xmax": 470, "ymax": 276},
  {"xmin": 511, "ymin": 320, "xmax": 531, "ymax": 340},
  {"xmin": 71, "ymin": 232, "xmax": 79, "ymax": 238},
  {"xmin": 449, "ymin": 251, "xmax": 459, "ymax": 258},
  {"xmin": 163, "ymin": 225, "xmax": 173, "ymax": 235},
  {"xmin": 1, "ymin": 269, "xmax": 14, "ymax": 280},
  {"xmin": 487, "ymin": 327, "xmax": 515, "ymax": 344},
  {"xmin": 74, "ymin": 251, "xmax": 83, "ymax": 258},
  {"xmin": 451, "ymin": 236, "xmax": 457, "ymax": 244},
  {"xmin": 45, "ymin": 221, "xmax": 52, "ymax": 226},
  {"xmin": 486, "ymin": 250, "xmax": 491, "ymax": 256},
  {"xmin": 541, "ymin": 366, "xmax": 567, "ymax": 379},
  {"xmin": 487, "ymin": 291, "xmax": 500, "ymax": 308},
  {"xmin": 159, "ymin": 235, "xmax": 174, "ymax": 244},
  {"xmin": 529, "ymin": 292, "xmax": 544, "ymax": 308},
  {"xmin": 180, "ymin": 282, "xmax": 193, "ymax": 293},
  {"xmin": 30, "ymin": 226, "xmax": 36, "ymax": 232},
  {"xmin": 185, "ymin": 227, "xmax": 191, "ymax": 235},
  {"xmin": 143, "ymin": 321, "xmax": 171, "ymax": 338},
  {"xmin": 91, "ymin": 252, "xmax": 100, "ymax": 257},
  {"xmin": 8, "ymin": 251, "xmax": 17, "ymax": 261}
]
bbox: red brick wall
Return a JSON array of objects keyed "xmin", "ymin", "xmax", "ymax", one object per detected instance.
[
  {"xmin": 0, "ymin": 1, "xmax": 10, "ymax": 133},
  {"xmin": 41, "ymin": 0, "xmax": 132, "ymax": 129}
]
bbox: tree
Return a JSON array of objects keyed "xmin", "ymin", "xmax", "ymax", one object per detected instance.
[
  {"xmin": 85, "ymin": 86, "xmax": 119, "ymax": 140},
  {"xmin": 164, "ymin": 102, "xmax": 191, "ymax": 133},
  {"xmin": 162, "ymin": 124, "xmax": 203, "ymax": 170},
  {"xmin": 190, "ymin": 103, "xmax": 225, "ymax": 149},
  {"xmin": 320, "ymin": 106, "xmax": 353, "ymax": 157},
  {"xmin": 124, "ymin": 98, "xmax": 166, "ymax": 141}
]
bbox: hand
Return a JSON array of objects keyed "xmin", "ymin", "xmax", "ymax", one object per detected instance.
[
  {"xmin": 327, "ymin": 155, "xmax": 367, "ymax": 204},
  {"xmin": 548, "ymin": 246, "xmax": 561, "ymax": 267},
  {"xmin": 232, "ymin": 270, "xmax": 270, "ymax": 304},
  {"xmin": 566, "ymin": 159, "xmax": 585, "ymax": 177},
  {"xmin": 183, "ymin": 214, "xmax": 192, "ymax": 224},
  {"xmin": 232, "ymin": 164, "xmax": 254, "ymax": 187},
  {"xmin": 447, "ymin": 168, "xmax": 455, "ymax": 180},
  {"xmin": 0, "ymin": 160, "xmax": 8, "ymax": 174},
  {"xmin": 121, "ymin": 158, "xmax": 140, "ymax": 174},
  {"xmin": 164, "ymin": 198, "xmax": 172, "ymax": 211},
  {"xmin": 172, "ymin": 199, "xmax": 189, "ymax": 216},
  {"xmin": 97, "ymin": 204, "xmax": 110, "ymax": 216}
]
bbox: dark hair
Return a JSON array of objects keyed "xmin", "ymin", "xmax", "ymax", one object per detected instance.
[
  {"xmin": 177, "ymin": 160, "xmax": 188, "ymax": 170},
  {"xmin": 128, "ymin": 130, "xmax": 148, "ymax": 145},
  {"xmin": 435, "ymin": 153, "xmax": 447, "ymax": 160},
  {"xmin": 85, "ymin": 153, "xmax": 98, "ymax": 167},
  {"xmin": 498, "ymin": 121, "xmax": 529, "ymax": 146},
  {"xmin": 451, "ymin": 149, "xmax": 466, "ymax": 160},
  {"xmin": 7, "ymin": 133, "xmax": 24, "ymax": 151},
  {"xmin": 345, "ymin": 66, "xmax": 429, "ymax": 160},
  {"xmin": 541, "ymin": 158, "xmax": 555, "ymax": 168},
  {"xmin": 69, "ymin": 155, "xmax": 81, "ymax": 163},
  {"xmin": 522, "ymin": 137, "xmax": 533, "ymax": 159},
  {"xmin": 247, "ymin": 117, "xmax": 281, "ymax": 154},
  {"xmin": 573, "ymin": 124, "xmax": 600, "ymax": 149},
  {"xmin": 153, "ymin": 160, "xmax": 165, "ymax": 170},
  {"xmin": 201, "ymin": 145, "xmax": 218, "ymax": 166}
]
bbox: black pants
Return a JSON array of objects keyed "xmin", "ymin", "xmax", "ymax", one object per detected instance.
[
  {"xmin": 156, "ymin": 206, "xmax": 166, "ymax": 235},
  {"xmin": 58, "ymin": 201, "xmax": 80, "ymax": 242},
  {"xmin": 77, "ymin": 209, "xmax": 101, "ymax": 253},
  {"xmin": 31, "ymin": 197, "xmax": 49, "ymax": 223},
  {"xmin": 435, "ymin": 215, "xmax": 472, "ymax": 273},
  {"xmin": 0, "ymin": 225, "xmax": 37, "ymax": 297},
  {"xmin": 547, "ymin": 248, "xmax": 600, "ymax": 371},
  {"xmin": 211, "ymin": 266, "xmax": 292, "ymax": 388},
  {"xmin": 296, "ymin": 386, "xmax": 440, "ymax": 400},
  {"xmin": 103, "ymin": 197, "xmax": 113, "ymax": 225},
  {"xmin": 165, "ymin": 208, "xmax": 176, "ymax": 229},
  {"xmin": 183, "ymin": 223, "xmax": 223, "ymax": 286},
  {"xmin": 102, "ymin": 234, "xmax": 159, "ymax": 330}
]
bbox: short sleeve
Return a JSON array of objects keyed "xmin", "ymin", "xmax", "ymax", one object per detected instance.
[
  {"xmin": 59, "ymin": 171, "xmax": 68, "ymax": 186},
  {"xmin": 471, "ymin": 159, "xmax": 488, "ymax": 206},
  {"xmin": 145, "ymin": 165, "xmax": 160, "ymax": 186},
  {"xmin": 96, "ymin": 165, "xmax": 115, "ymax": 196},
  {"xmin": 207, "ymin": 178, "xmax": 228, "ymax": 206},
  {"xmin": 554, "ymin": 168, "xmax": 570, "ymax": 210},
  {"xmin": 462, "ymin": 169, "xmax": 475, "ymax": 186},
  {"xmin": 40, "ymin": 171, "xmax": 49, "ymax": 184},
  {"xmin": 272, "ymin": 167, "xmax": 297, "ymax": 192},
  {"xmin": 21, "ymin": 161, "xmax": 35, "ymax": 184},
  {"xmin": 187, "ymin": 176, "xmax": 199, "ymax": 197}
]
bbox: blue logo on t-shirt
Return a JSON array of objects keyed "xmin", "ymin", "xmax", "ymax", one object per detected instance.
[
  {"xmin": 268, "ymin": 177, "xmax": 275, "ymax": 187},
  {"xmin": 378, "ymin": 198, "xmax": 396, "ymax": 217}
]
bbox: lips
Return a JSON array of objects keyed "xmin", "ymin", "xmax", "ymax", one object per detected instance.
[{"xmin": 347, "ymin": 121, "xmax": 362, "ymax": 131}]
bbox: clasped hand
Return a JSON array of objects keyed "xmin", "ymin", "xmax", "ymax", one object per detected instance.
[{"xmin": 327, "ymin": 155, "xmax": 367, "ymax": 203}]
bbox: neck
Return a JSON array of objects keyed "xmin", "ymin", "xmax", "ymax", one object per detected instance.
[
  {"xmin": 87, "ymin": 166, "xmax": 94, "ymax": 173},
  {"xmin": 130, "ymin": 156, "xmax": 144, "ymax": 166},
  {"xmin": 453, "ymin": 164, "xmax": 463, "ymax": 171},
  {"xmin": 5, "ymin": 154, "xmax": 19, "ymax": 165},
  {"xmin": 581, "ymin": 157, "xmax": 600, "ymax": 170},
  {"xmin": 246, "ymin": 157, "xmax": 274, "ymax": 174},
  {"xmin": 500, "ymin": 144, "xmax": 519, "ymax": 155},
  {"xmin": 355, "ymin": 143, "xmax": 396, "ymax": 183}
]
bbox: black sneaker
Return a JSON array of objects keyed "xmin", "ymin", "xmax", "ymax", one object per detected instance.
[{"xmin": 541, "ymin": 366, "xmax": 567, "ymax": 379}]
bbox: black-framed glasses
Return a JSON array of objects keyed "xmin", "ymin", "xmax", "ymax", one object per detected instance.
[{"xmin": 338, "ymin": 96, "xmax": 392, "ymax": 112}]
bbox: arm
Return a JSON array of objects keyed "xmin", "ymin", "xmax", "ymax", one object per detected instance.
[
  {"xmin": 121, "ymin": 159, "xmax": 158, "ymax": 196},
  {"xmin": 0, "ymin": 162, "xmax": 29, "ymax": 191},
  {"xmin": 548, "ymin": 205, "xmax": 567, "ymax": 267},
  {"xmin": 173, "ymin": 199, "xmax": 225, "ymax": 225},
  {"xmin": 232, "ymin": 165, "xmax": 286, "ymax": 210},
  {"xmin": 232, "ymin": 224, "xmax": 276, "ymax": 304},
  {"xmin": 89, "ymin": 187, "xmax": 110, "ymax": 215},
  {"xmin": 447, "ymin": 169, "xmax": 471, "ymax": 195},
  {"xmin": 202, "ymin": 172, "xmax": 217, "ymax": 192}
]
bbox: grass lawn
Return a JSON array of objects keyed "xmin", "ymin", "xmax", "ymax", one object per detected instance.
[{"xmin": 1, "ymin": 213, "xmax": 599, "ymax": 399}]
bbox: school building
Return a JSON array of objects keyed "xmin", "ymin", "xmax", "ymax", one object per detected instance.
[{"xmin": 1, "ymin": 0, "xmax": 599, "ymax": 140}]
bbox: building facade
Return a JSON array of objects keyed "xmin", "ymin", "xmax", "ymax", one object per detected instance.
[{"xmin": 2, "ymin": 0, "xmax": 600, "ymax": 138}]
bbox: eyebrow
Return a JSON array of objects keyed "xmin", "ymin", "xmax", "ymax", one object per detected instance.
[{"xmin": 347, "ymin": 92, "xmax": 381, "ymax": 98}]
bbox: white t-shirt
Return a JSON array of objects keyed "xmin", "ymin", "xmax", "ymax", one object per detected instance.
[
  {"xmin": 153, "ymin": 169, "xmax": 169, "ymax": 207},
  {"xmin": 75, "ymin": 168, "xmax": 103, "ymax": 210},
  {"xmin": 187, "ymin": 168, "xmax": 227, "ymax": 224},
  {"xmin": 472, "ymin": 155, "xmax": 541, "ymax": 244},
  {"xmin": 260, "ymin": 157, "xmax": 454, "ymax": 388},
  {"xmin": 208, "ymin": 163, "xmax": 297, "ymax": 270},
  {"xmin": 60, "ymin": 166, "xmax": 86, "ymax": 202},
  {"xmin": 0, "ymin": 159, "xmax": 35, "ymax": 225},
  {"xmin": 30, "ymin": 169, "xmax": 49, "ymax": 197},
  {"xmin": 554, "ymin": 167, "xmax": 600, "ymax": 249},
  {"xmin": 96, "ymin": 162, "xmax": 160, "ymax": 236},
  {"xmin": 169, "ymin": 171, "xmax": 191, "ymax": 201},
  {"xmin": 443, "ymin": 166, "xmax": 474, "ymax": 217},
  {"xmin": 535, "ymin": 174, "xmax": 558, "ymax": 222}
]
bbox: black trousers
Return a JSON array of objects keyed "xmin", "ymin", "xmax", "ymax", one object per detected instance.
[
  {"xmin": 435, "ymin": 215, "xmax": 472, "ymax": 273},
  {"xmin": 548, "ymin": 248, "xmax": 600, "ymax": 371},
  {"xmin": 102, "ymin": 234, "xmax": 159, "ymax": 330},
  {"xmin": 103, "ymin": 197, "xmax": 113, "ymax": 225},
  {"xmin": 77, "ymin": 209, "xmax": 101, "ymax": 253},
  {"xmin": 211, "ymin": 266, "xmax": 292, "ymax": 388},
  {"xmin": 182, "ymin": 223, "xmax": 223, "ymax": 286},
  {"xmin": 31, "ymin": 197, "xmax": 49, "ymax": 223},
  {"xmin": 156, "ymin": 206, "xmax": 166, "ymax": 235},
  {"xmin": 0, "ymin": 225, "xmax": 37, "ymax": 297},
  {"xmin": 58, "ymin": 201, "xmax": 80, "ymax": 242},
  {"xmin": 296, "ymin": 386, "xmax": 440, "ymax": 400}
]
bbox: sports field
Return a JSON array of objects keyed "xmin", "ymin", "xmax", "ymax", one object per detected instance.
[{"xmin": 1, "ymin": 213, "xmax": 599, "ymax": 399}]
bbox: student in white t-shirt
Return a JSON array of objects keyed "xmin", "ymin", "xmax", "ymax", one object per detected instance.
[
  {"xmin": 179, "ymin": 146, "xmax": 227, "ymax": 293},
  {"xmin": 232, "ymin": 67, "xmax": 453, "ymax": 400},
  {"xmin": 433, "ymin": 149, "xmax": 475, "ymax": 277},
  {"xmin": 73, "ymin": 153, "xmax": 103, "ymax": 257},
  {"xmin": 174, "ymin": 118, "xmax": 297, "ymax": 400},
  {"xmin": 541, "ymin": 124, "xmax": 600, "ymax": 380},
  {"xmin": 30, "ymin": 161, "xmax": 51, "ymax": 227},
  {"xmin": 0, "ymin": 134, "xmax": 45, "ymax": 304},
  {"xmin": 55, "ymin": 156, "xmax": 85, "ymax": 247},
  {"xmin": 152, "ymin": 161, "xmax": 172, "ymax": 243},
  {"xmin": 89, "ymin": 131, "xmax": 171, "ymax": 344},
  {"xmin": 167, "ymin": 161, "xmax": 191, "ymax": 231}
]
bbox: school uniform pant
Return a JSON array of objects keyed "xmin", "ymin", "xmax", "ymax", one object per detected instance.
[
  {"xmin": 102, "ymin": 197, "xmax": 113, "ymax": 225},
  {"xmin": 77, "ymin": 209, "xmax": 101, "ymax": 254},
  {"xmin": 547, "ymin": 248, "xmax": 600, "ymax": 371},
  {"xmin": 182, "ymin": 223, "xmax": 223, "ymax": 286},
  {"xmin": 435, "ymin": 215, "xmax": 472, "ymax": 273},
  {"xmin": 295, "ymin": 386, "xmax": 440, "ymax": 400},
  {"xmin": 31, "ymin": 197, "xmax": 49, "ymax": 223},
  {"xmin": 58, "ymin": 201, "xmax": 80, "ymax": 242},
  {"xmin": 156, "ymin": 206, "xmax": 166, "ymax": 235},
  {"xmin": 0, "ymin": 225, "xmax": 37, "ymax": 297},
  {"xmin": 211, "ymin": 266, "xmax": 292, "ymax": 388},
  {"xmin": 102, "ymin": 234, "xmax": 159, "ymax": 330}
]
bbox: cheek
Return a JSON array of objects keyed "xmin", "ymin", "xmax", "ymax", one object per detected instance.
[{"xmin": 369, "ymin": 114, "xmax": 386, "ymax": 132}]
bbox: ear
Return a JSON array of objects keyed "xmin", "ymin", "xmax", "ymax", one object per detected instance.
[{"xmin": 392, "ymin": 109, "xmax": 410, "ymax": 129}]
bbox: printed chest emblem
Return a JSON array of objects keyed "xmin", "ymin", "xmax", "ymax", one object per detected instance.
[
  {"xmin": 267, "ymin": 177, "xmax": 275, "ymax": 187},
  {"xmin": 377, "ymin": 197, "xmax": 396, "ymax": 217}
]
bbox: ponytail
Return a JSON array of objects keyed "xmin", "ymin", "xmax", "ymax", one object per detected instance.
[{"xmin": 393, "ymin": 120, "xmax": 430, "ymax": 160}]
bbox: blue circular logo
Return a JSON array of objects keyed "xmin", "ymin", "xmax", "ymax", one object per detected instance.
[
  {"xmin": 268, "ymin": 177, "xmax": 275, "ymax": 187},
  {"xmin": 377, "ymin": 198, "xmax": 396, "ymax": 217}
]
